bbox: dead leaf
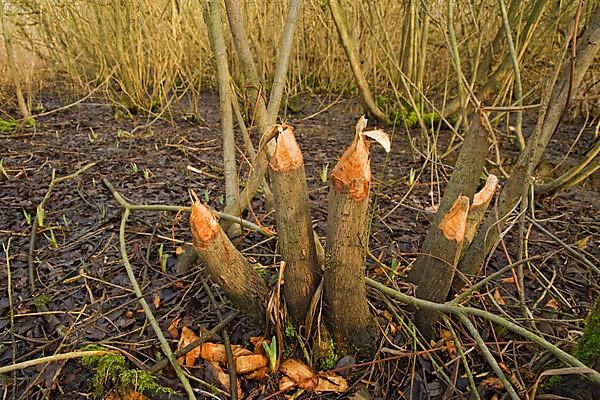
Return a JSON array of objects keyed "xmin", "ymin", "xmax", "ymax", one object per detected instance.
[
  {"xmin": 279, "ymin": 376, "xmax": 296, "ymax": 392},
  {"xmin": 177, "ymin": 326, "xmax": 201, "ymax": 366},
  {"xmin": 315, "ymin": 372, "xmax": 349, "ymax": 393},
  {"xmin": 152, "ymin": 293, "xmax": 160, "ymax": 308},
  {"xmin": 245, "ymin": 366, "xmax": 269, "ymax": 380},
  {"xmin": 279, "ymin": 359, "xmax": 318, "ymax": 390},
  {"xmin": 493, "ymin": 288, "xmax": 506, "ymax": 305},
  {"xmin": 545, "ymin": 298, "xmax": 559, "ymax": 310},
  {"xmin": 235, "ymin": 354, "xmax": 268, "ymax": 374},
  {"xmin": 439, "ymin": 329, "xmax": 457, "ymax": 358},
  {"xmin": 575, "ymin": 235, "xmax": 590, "ymax": 250},
  {"xmin": 206, "ymin": 361, "xmax": 243, "ymax": 398},
  {"xmin": 501, "ymin": 276, "xmax": 516, "ymax": 284},
  {"xmin": 481, "ymin": 376, "xmax": 504, "ymax": 390},
  {"xmin": 198, "ymin": 342, "xmax": 252, "ymax": 363},
  {"xmin": 250, "ymin": 336, "xmax": 266, "ymax": 354},
  {"xmin": 167, "ymin": 317, "xmax": 181, "ymax": 339}
]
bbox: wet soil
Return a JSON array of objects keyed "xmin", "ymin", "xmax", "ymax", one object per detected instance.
[{"xmin": 0, "ymin": 93, "xmax": 598, "ymax": 399}]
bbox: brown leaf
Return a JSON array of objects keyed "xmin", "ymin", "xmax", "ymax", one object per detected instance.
[
  {"xmin": 250, "ymin": 336, "xmax": 266, "ymax": 354},
  {"xmin": 177, "ymin": 327, "xmax": 201, "ymax": 366},
  {"xmin": 279, "ymin": 359, "xmax": 318, "ymax": 390},
  {"xmin": 167, "ymin": 317, "xmax": 181, "ymax": 339},
  {"xmin": 279, "ymin": 376, "xmax": 296, "ymax": 392},
  {"xmin": 493, "ymin": 288, "xmax": 506, "ymax": 305},
  {"xmin": 245, "ymin": 366, "xmax": 269, "ymax": 381},
  {"xmin": 481, "ymin": 376, "xmax": 504, "ymax": 390},
  {"xmin": 152, "ymin": 293, "xmax": 161, "ymax": 309},
  {"xmin": 315, "ymin": 372, "xmax": 349, "ymax": 393},
  {"xmin": 501, "ymin": 276, "xmax": 516, "ymax": 284},
  {"xmin": 545, "ymin": 298, "xmax": 559, "ymax": 310},
  {"xmin": 206, "ymin": 361, "xmax": 243, "ymax": 398},
  {"xmin": 439, "ymin": 328, "xmax": 457, "ymax": 358},
  {"xmin": 235, "ymin": 354, "xmax": 269, "ymax": 374}
]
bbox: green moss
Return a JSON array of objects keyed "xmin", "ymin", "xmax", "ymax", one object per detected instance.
[
  {"xmin": 315, "ymin": 334, "xmax": 338, "ymax": 371},
  {"xmin": 34, "ymin": 294, "xmax": 52, "ymax": 307},
  {"xmin": 81, "ymin": 345, "xmax": 174, "ymax": 398},
  {"xmin": 285, "ymin": 321, "xmax": 296, "ymax": 338},
  {"xmin": 572, "ymin": 302, "xmax": 600, "ymax": 369}
]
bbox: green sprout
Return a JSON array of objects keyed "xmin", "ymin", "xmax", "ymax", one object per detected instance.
[
  {"xmin": 158, "ymin": 243, "xmax": 168, "ymax": 273},
  {"xmin": 320, "ymin": 163, "xmax": 329, "ymax": 183},
  {"xmin": 262, "ymin": 336, "xmax": 278, "ymax": 372},
  {"xmin": 23, "ymin": 209, "xmax": 32, "ymax": 225}
]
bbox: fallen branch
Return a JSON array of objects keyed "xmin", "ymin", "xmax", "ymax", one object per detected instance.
[{"xmin": 0, "ymin": 350, "xmax": 112, "ymax": 375}]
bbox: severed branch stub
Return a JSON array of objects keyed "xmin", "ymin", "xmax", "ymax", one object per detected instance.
[
  {"xmin": 408, "ymin": 195, "xmax": 470, "ymax": 339},
  {"xmin": 268, "ymin": 124, "xmax": 322, "ymax": 326},
  {"xmin": 324, "ymin": 116, "xmax": 389, "ymax": 355},
  {"xmin": 465, "ymin": 175, "xmax": 499, "ymax": 247},
  {"xmin": 190, "ymin": 194, "xmax": 270, "ymax": 329}
]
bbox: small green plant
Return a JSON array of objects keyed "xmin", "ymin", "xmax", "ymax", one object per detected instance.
[
  {"xmin": 203, "ymin": 189, "xmax": 211, "ymax": 203},
  {"xmin": 408, "ymin": 168, "xmax": 416, "ymax": 187},
  {"xmin": 81, "ymin": 344, "xmax": 173, "ymax": 397},
  {"xmin": 285, "ymin": 321, "xmax": 296, "ymax": 338},
  {"xmin": 43, "ymin": 228, "xmax": 59, "ymax": 248},
  {"xmin": 23, "ymin": 209, "xmax": 32, "ymax": 225},
  {"xmin": 34, "ymin": 294, "xmax": 52, "ymax": 307},
  {"xmin": 130, "ymin": 162, "xmax": 138, "ymax": 173},
  {"xmin": 116, "ymin": 129, "xmax": 132, "ymax": 139},
  {"xmin": 320, "ymin": 163, "xmax": 329, "ymax": 183},
  {"xmin": 88, "ymin": 128, "xmax": 98, "ymax": 143},
  {"xmin": 0, "ymin": 118, "xmax": 17, "ymax": 133},
  {"xmin": 218, "ymin": 194, "xmax": 225, "ymax": 205},
  {"xmin": 318, "ymin": 337, "xmax": 337, "ymax": 370},
  {"xmin": 262, "ymin": 336, "xmax": 278, "ymax": 372},
  {"xmin": 62, "ymin": 215, "xmax": 70, "ymax": 230},
  {"xmin": 158, "ymin": 243, "xmax": 168, "ymax": 273},
  {"xmin": 143, "ymin": 168, "xmax": 151, "ymax": 182}
]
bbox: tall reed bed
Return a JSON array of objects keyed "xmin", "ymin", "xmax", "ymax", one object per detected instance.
[{"xmin": 2, "ymin": 0, "xmax": 599, "ymax": 115}]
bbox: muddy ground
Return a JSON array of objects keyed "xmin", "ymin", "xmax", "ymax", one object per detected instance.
[{"xmin": 1, "ymin": 93, "xmax": 599, "ymax": 399}]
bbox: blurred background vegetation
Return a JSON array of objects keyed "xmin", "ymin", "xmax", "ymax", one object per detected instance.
[{"xmin": 0, "ymin": 0, "xmax": 599, "ymax": 119}]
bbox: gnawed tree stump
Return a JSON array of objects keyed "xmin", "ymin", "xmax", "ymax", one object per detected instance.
[
  {"xmin": 324, "ymin": 117, "xmax": 389, "ymax": 354},
  {"xmin": 408, "ymin": 195, "xmax": 470, "ymax": 338},
  {"xmin": 268, "ymin": 125, "xmax": 321, "ymax": 326},
  {"xmin": 464, "ymin": 174, "xmax": 499, "ymax": 247},
  {"xmin": 190, "ymin": 197, "xmax": 269, "ymax": 329},
  {"xmin": 407, "ymin": 116, "xmax": 489, "ymax": 338}
]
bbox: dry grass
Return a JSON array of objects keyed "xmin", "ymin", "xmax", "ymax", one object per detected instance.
[{"xmin": 1, "ymin": 0, "xmax": 599, "ymax": 117}]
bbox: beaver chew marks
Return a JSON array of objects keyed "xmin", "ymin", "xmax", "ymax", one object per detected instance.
[
  {"xmin": 330, "ymin": 134, "xmax": 371, "ymax": 202},
  {"xmin": 439, "ymin": 195, "xmax": 470, "ymax": 243},
  {"xmin": 269, "ymin": 125, "xmax": 303, "ymax": 172},
  {"xmin": 190, "ymin": 200, "xmax": 220, "ymax": 248}
]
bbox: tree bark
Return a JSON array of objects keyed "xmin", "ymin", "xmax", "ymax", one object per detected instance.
[
  {"xmin": 456, "ymin": 6, "xmax": 600, "ymax": 283},
  {"xmin": 323, "ymin": 118, "xmax": 388, "ymax": 354},
  {"xmin": 408, "ymin": 196, "xmax": 470, "ymax": 338},
  {"xmin": 268, "ymin": 125, "xmax": 321, "ymax": 325},
  {"xmin": 202, "ymin": 0, "xmax": 240, "ymax": 238},
  {"xmin": 190, "ymin": 199, "xmax": 269, "ymax": 329}
]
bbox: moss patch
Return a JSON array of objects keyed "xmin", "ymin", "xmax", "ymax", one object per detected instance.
[
  {"xmin": 81, "ymin": 345, "xmax": 174, "ymax": 398},
  {"xmin": 572, "ymin": 299, "xmax": 600, "ymax": 369}
]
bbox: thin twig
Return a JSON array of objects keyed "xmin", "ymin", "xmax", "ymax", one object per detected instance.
[
  {"xmin": 0, "ymin": 350, "xmax": 112, "ymax": 375},
  {"xmin": 118, "ymin": 208, "xmax": 197, "ymax": 400},
  {"xmin": 458, "ymin": 314, "xmax": 520, "ymax": 400},
  {"xmin": 365, "ymin": 277, "xmax": 600, "ymax": 385}
]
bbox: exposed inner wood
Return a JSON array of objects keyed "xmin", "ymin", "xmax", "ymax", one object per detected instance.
[
  {"xmin": 190, "ymin": 199, "xmax": 269, "ymax": 328},
  {"xmin": 439, "ymin": 195, "xmax": 469, "ymax": 243},
  {"xmin": 269, "ymin": 125, "xmax": 303, "ymax": 172}
]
